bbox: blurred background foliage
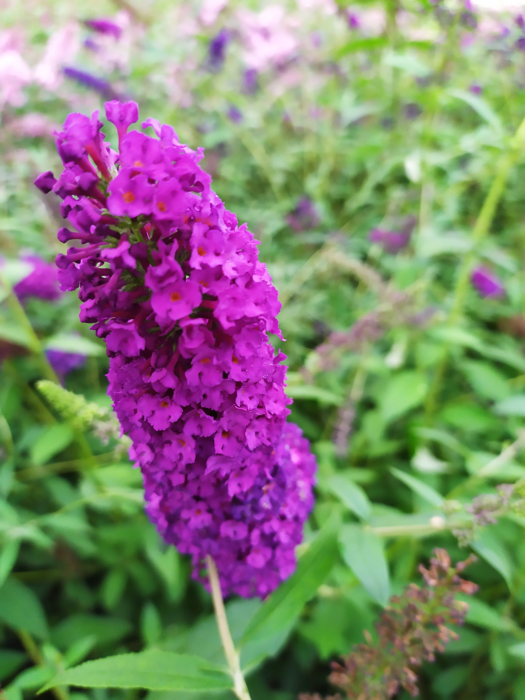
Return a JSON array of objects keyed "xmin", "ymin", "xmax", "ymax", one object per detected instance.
[{"xmin": 2, "ymin": 0, "xmax": 525, "ymax": 698}]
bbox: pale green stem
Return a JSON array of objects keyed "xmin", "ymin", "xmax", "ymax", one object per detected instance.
[
  {"xmin": 369, "ymin": 516, "xmax": 448, "ymax": 538},
  {"xmin": 206, "ymin": 556, "xmax": 252, "ymax": 700},
  {"xmin": 425, "ymin": 115, "xmax": 525, "ymax": 418}
]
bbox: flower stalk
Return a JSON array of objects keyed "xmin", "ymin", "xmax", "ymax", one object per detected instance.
[{"xmin": 206, "ymin": 555, "xmax": 252, "ymax": 700}]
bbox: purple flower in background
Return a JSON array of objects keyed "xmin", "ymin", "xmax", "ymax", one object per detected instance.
[
  {"xmin": 84, "ymin": 18, "xmax": 122, "ymax": 40},
  {"xmin": 369, "ymin": 228, "xmax": 410, "ymax": 253},
  {"xmin": 13, "ymin": 255, "xmax": 62, "ymax": 302},
  {"xmin": 208, "ymin": 29, "xmax": 230, "ymax": 71},
  {"xmin": 36, "ymin": 99, "xmax": 317, "ymax": 598},
  {"xmin": 469, "ymin": 83, "xmax": 482, "ymax": 95},
  {"xmin": 345, "ymin": 11, "xmax": 360, "ymax": 29},
  {"xmin": 63, "ymin": 67, "xmax": 115, "ymax": 98},
  {"xmin": 83, "ymin": 38, "xmax": 100, "ymax": 52},
  {"xmin": 286, "ymin": 196, "xmax": 320, "ymax": 232},
  {"xmin": 471, "ymin": 266, "xmax": 505, "ymax": 298},
  {"xmin": 242, "ymin": 68, "xmax": 258, "ymax": 95},
  {"xmin": 46, "ymin": 348, "xmax": 86, "ymax": 378},
  {"xmin": 227, "ymin": 105, "xmax": 242, "ymax": 123}
]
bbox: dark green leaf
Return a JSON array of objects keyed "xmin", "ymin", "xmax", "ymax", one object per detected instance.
[{"xmin": 0, "ymin": 578, "xmax": 48, "ymax": 639}]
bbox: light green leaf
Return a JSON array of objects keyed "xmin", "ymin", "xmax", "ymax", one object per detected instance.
[
  {"xmin": 379, "ymin": 371, "xmax": 427, "ymax": 423},
  {"xmin": 460, "ymin": 361, "xmax": 510, "ymax": 402},
  {"xmin": 0, "ymin": 539, "xmax": 20, "ymax": 588},
  {"xmin": 383, "ymin": 51, "xmax": 431, "ymax": 78},
  {"xmin": 493, "ymin": 396, "xmax": 525, "ymax": 417},
  {"xmin": 448, "ymin": 89, "xmax": 503, "ymax": 133},
  {"xmin": 41, "ymin": 651, "xmax": 232, "ymax": 692},
  {"xmin": 461, "ymin": 596, "xmax": 516, "ymax": 632},
  {"xmin": 508, "ymin": 642, "xmax": 525, "ymax": 660},
  {"xmin": 44, "ymin": 334, "xmax": 105, "ymax": 357},
  {"xmin": 30, "ymin": 424, "xmax": 74, "ymax": 466},
  {"xmin": 0, "ymin": 260, "xmax": 33, "ymax": 286},
  {"xmin": 287, "ymin": 385, "xmax": 343, "ymax": 406},
  {"xmin": 240, "ymin": 515, "xmax": 339, "ymax": 647},
  {"xmin": 390, "ymin": 468, "xmax": 443, "ymax": 507},
  {"xmin": 339, "ymin": 525, "xmax": 390, "ymax": 606},
  {"xmin": 327, "ymin": 475, "xmax": 371, "ymax": 521},
  {"xmin": 335, "ymin": 36, "xmax": 387, "ymax": 59},
  {"xmin": 471, "ymin": 529, "xmax": 513, "ymax": 588},
  {"xmin": 0, "ymin": 322, "xmax": 34, "ymax": 349},
  {"xmin": 0, "ymin": 577, "xmax": 48, "ymax": 639}
]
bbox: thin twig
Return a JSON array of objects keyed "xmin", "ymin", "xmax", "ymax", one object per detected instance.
[{"xmin": 206, "ymin": 555, "xmax": 252, "ymax": 700}]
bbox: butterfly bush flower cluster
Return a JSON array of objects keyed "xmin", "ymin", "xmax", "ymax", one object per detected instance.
[{"xmin": 35, "ymin": 100, "xmax": 317, "ymax": 598}]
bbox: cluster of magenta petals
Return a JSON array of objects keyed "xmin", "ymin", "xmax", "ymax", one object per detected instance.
[{"xmin": 35, "ymin": 100, "xmax": 317, "ymax": 598}]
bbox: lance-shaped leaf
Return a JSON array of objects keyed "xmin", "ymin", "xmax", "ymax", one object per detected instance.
[
  {"xmin": 239, "ymin": 515, "xmax": 339, "ymax": 648},
  {"xmin": 40, "ymin": 650, "xmax": 232, "ymax": 693}
]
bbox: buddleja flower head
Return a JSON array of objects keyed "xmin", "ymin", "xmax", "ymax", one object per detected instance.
[{"xmin": 35, "ymin": 100, "xmax": 317, "ymax": 597}]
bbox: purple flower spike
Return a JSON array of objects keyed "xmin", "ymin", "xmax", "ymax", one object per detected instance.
[
  {"xmin": 84, "ymin": 18, "xmax": 122, "ymax": 39},
  {"xmin": 227, "ymin": 105, "xmax": 243, "ymax": 123},
  {"xmin": 36, "ymin": 100, "xmax": 317, "ymax": 598},
  {"xmin": 13, "ymin": 255, "xmax": 62, "ymax": 302},
  {"xmin": 469, "ymin": 84, "xmax": 482, "ymax": 95},
  {"xmin": 369, "ymin": 226, "xmax": 412, "ymax": 254},
  {"xmin": 46, "ymin": 348, "xmax": 87, "ymax": 378},
  {"xmin": 63, "ymin": 67, "xmax": 115, "ymax": 99},
  {"xmin": 286, "ymin": 196, "xmax": 320, "ymax": 232},
  {"xmin": 208, "ymin": 29, "xmax": 230, "ymax": 71},
  {"xmin": 242, "ymin": 68, "xmax": 258, "ymax": 95},
  {"xmin": 471, "ymin": 266, "xmax": 505, "ymax": 298}
]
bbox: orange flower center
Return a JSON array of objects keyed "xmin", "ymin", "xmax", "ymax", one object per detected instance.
[
  {"xmin": 123, "ymin": 191, "xmax": 135, "ymax": 203},
  {"xmin": 170, "ymin": 292, "xmax": 181, "ymax": 302}
]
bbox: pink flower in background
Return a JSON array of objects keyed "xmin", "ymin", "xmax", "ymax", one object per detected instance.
[
  {"xmin": 238, "ymin": 6, "xmax": 298, "ymax": 70},
  {"xmin": 199, "ymin": 0, "xmax": 229, "ymax": 26},
  {"xmin": 0, "ymin": 49, "xmax": 32, "ymax": 107},
  {"xmin": 34, "ymin": 23, "xmax": 81, "ymax": 90},
  {"xmin": 9, "ymin": 113, "xmax": 60, "ymax": 139}
]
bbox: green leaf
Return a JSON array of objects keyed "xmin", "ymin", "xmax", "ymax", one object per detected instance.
[
  {"xmin": 508, "ymin": 642, "xmax": 525, "ymax": 660},
  {"xmin": 0, "ymin": 651, "xmax": 27, "ymax": 683},
  {"xmin": 390, "ymin": 468, "xmax": 443, "ymax": 507},
  {"xmin": 448, "ymin": 89, "xmax": 503, "ymax": 133},
  {"xmin": 0, "ymin": 260, "xmax": 33, "ymax": 286},
  {"xmin": 493, "ymin": 396, "xmax": 525, "ymax": 417},
  {"xmin": 41, "ymin": 651, "xmax": 232, "ymax": 692},
  {"xmin": 384, "ymin": 51, "xmax": 431, "ymax": 78},
  {"xmin": 460, "ymin": 361, "xmax": 510, "ymax": 402},
  {"xmin": 327, "ymin": 475, "xmax": 371, "ymax": 521},
  {"xmin": 287, "ymin": 385, "xmax": 343, "ymax": 406},
  {"xmin": 379, "ymin": 371, "xmax": 427, "ymax": 423},
  {"xmin": 0, "ymin": 540, "xmax": 20, "ymax": 588},
  {"xmin": 339, "ymin": 525, "xmax": 390, "ymax": 606},
  {"xmin": 0, "ymin": 322, "xmax": 33, "ymax": 350},
  {"xmin": 334, "ymin": 36, "xmax": 387, "ymax": 59},
  {"xmin": 240, "ymin": 516, "xmax": 339, "ymax": 647},
  {"xmin": 461, "ymin": 596, "xmax": 516, "ymax": 632},
  {"xmin": 44, "ymin": 334, "xmax": 105, "ymax": 357},
  {"xmin": 51, "ymin": 614, "xmax": 132, "ymax": 651},
  {"xmin": 471, "ymin": 529, "xmax": 513, "ymax": 588},
  {"xmin": 0, "ymin": 578, "xmax": 48, "ymax": 639},
  {"xmin": 30, "ymin": 424, "xmax": 74, "ymax": 466}
]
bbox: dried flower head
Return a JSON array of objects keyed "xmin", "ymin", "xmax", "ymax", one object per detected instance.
[{"xmin": 301, "ymin": 549, "xmax": 477, "ymax": 700}]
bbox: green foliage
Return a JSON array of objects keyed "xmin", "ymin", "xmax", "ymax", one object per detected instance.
[{"xmin": 2, "ymin": 0, "xmax": 525, "ymax": 698}]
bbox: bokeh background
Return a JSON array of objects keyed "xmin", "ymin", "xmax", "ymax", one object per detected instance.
[{"xmin": 2, "ymin": 1, "xmax": 525, "ymax": 699}]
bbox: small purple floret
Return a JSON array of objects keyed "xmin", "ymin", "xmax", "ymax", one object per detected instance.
[{"xmin": 471, "ymin": 266, "xmax": 504, "ymax": 298}]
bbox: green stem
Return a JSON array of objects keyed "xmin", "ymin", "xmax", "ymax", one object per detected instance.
[
  {"xmin": 425, "ymin": 115, "xmax": 525, "ymax": 418},
  {"xmin": 18, "ymin": 630, "xmax": 70, "ymax": 700},
  {"xmin": 206, "ymin": 556, "xmax": 252, "ymax": 700}
]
